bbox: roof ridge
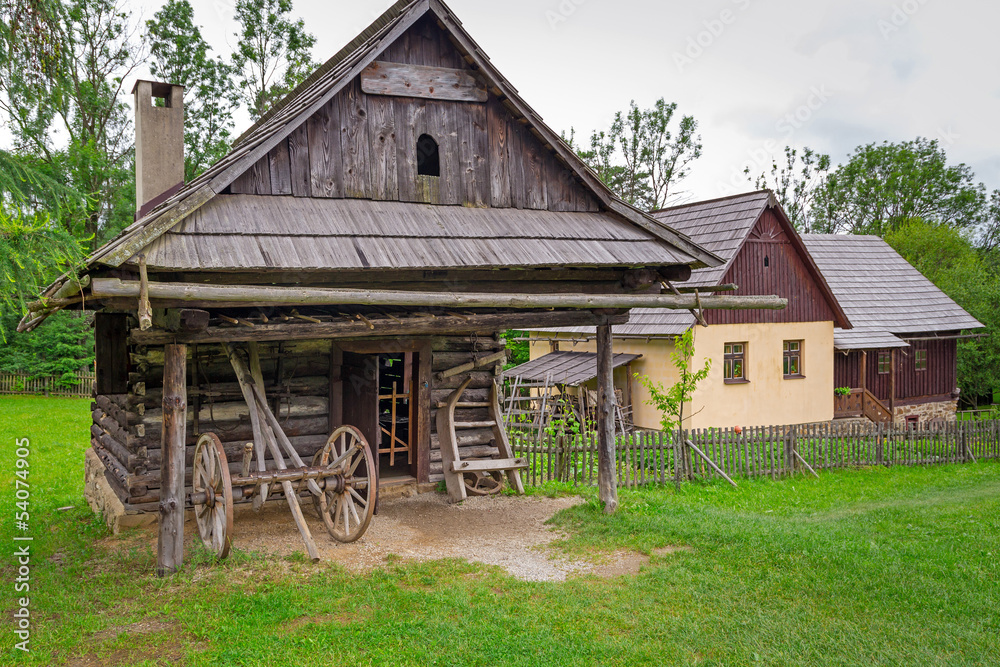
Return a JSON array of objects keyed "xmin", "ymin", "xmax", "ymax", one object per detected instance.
[{"xmin": 650, "ymin": 189, "xmax": 772, "ymax": 215}]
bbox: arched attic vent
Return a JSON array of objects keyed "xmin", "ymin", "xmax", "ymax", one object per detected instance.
[{"xmin": 417, "ymin": 134, "xmax": 440, "ymax": 177}]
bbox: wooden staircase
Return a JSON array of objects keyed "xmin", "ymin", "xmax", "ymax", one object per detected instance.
[{"xmin": 436, "ymin": 377, "xmax": 527, "ymax": 502}]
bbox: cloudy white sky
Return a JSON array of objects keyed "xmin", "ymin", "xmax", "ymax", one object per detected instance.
[{"xmin": 127, "ymin": 0, "xmax": 1000, "ymax": 201}]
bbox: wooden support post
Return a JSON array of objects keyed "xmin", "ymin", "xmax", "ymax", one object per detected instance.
[
  {"xmin": 859, "ymin": 351, "xmax": 867, "ymax": 396},
  {"xmin": 156, "ymin": 343, "xmax": 186, "ymax": 576},
  {"xmin": 889, "ymin": 349, "xmax": 897, "ymax": 426},
  {"xmin": 596, "ymin": 319, "xmax": 618, "ymax": 513}
]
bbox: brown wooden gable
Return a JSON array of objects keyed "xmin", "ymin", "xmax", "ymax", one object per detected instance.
[
  {"xmin": 706, "ymin": 208, "xmax": 843, "ymax": 326},
  {"xmin": 229, "ymin": 16, "xmax": 599, "ymax": 212}
]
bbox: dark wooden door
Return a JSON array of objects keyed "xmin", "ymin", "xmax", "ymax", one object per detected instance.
[{"xmin": 342, "ymin": 352, "xmax": 380, "ymax": 481}]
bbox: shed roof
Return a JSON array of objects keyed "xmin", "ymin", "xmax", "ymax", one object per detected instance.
[
  {"xmin": 803, "ymin": 235, "xmax": 983, "ymax": 341},
  {"xmin": 505, "ymin": 351, "xmax": 641, "ymax": 386},
  {"xmin": 833, "ymin": 328, "xmax": 908, "ymax": 351},
  {"xmin": 85, "ymin": 0, "xmax": 720, "ymax": 273},
  {"xmin": 142, "ymin": 195, "xmax": 693, "ymax": 270}
]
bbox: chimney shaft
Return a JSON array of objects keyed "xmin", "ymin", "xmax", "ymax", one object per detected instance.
[{"xmin": 133, "ymin": 80, "xmax": 184, "ymax": 217}]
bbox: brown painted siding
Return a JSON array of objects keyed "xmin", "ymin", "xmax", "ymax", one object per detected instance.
[
  {"xmin": 833, "ymin": 338, "xmax": 958, "ymax": 402},
  {"xmin": 230, "ymin": 16, "xmax": 599, "ymax": 213},
  {"xmin": 707, "ymin": 210, "xmax": 838, "ymax": 325}
]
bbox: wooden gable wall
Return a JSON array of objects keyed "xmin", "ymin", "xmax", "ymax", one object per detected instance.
[
  {"xmin": 707, "ymin": 209, "xmax": 838, "ymax": 325},
  {"xmin": 834, "ymin": 339, "xmax": 958, "ymax": 403},
  {"xmin": 229, "ymin": 16, "xmax": 599, "ymax": 212}
]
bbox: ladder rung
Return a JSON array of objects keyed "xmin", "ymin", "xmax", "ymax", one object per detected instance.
[
  {"xmin": 452, "ymin": 457, "xmax": 528, "ymax": 473},
  {"xmin": 454, "ymin": 420, "xmax": 497, "ymax": 429},
  {"xmin": 435, "ymin": 401, "xmax": 494, "ymax": 409}
]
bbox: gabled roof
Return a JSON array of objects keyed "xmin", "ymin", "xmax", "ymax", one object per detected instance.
[
  {"xmin": 534, "ymin": 190, "xmax": 848, "ymax": 336},
  {"xmin": 803, "ymin": 235, "xmax": 983, "ymax": 340},
  {"xmin": 86, "ymin": 0, "xmax": 721, "ymax": 272},
  {"xmin": 505, "ymin": 351, "xmax": 641, "ymax": 386}
]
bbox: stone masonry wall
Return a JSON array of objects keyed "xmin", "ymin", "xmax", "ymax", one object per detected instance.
[{"xmin": 893, "ymin": 399, "xmax": 958, "ymax": 426}]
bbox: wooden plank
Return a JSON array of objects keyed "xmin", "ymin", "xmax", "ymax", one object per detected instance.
[
  {"xmin": 487, "ymin": 96, "xmax": 511, "ymax": 207},
  {"xmin": 394, "ymin": 97, "xmax": 426, "ymax": 202},
  {"xmin": 268, "ymin": 139, "xmax": 292, "ymax": 195},
  {"xmin": 339, "ymin": 79, "xmax": 371, "ymax": 198},
  {"xmin": 287, "ymin": 123, "xmax": 311, "ymax": 197},
  {"xmin": 156, "ymin": 344, "xmax": 186, "ymax": 577},
  {"xmin": 462, "ymin": 101, "xmax": 489, "ymax": 207},
  {"xmin": 96, "ymin": 313, "xmax": 129, "ymax": 394},
  {"xmin": 361, "ymin": 61, "xmax": 487, "ymax": 102},
  {"xmin": 367, "ymin": 94, "xmax": 399, "ymax": 200},
  {"xmin": 307, "ymin": 99, "xmax": 343, "ymax": 198},
  {"xmin": 522, "ymin": 127, "xmax": 547, "ymax": 210},
  {"xmin": 231, "ymin": 155, "xmax": 271, "ymax": 195}
]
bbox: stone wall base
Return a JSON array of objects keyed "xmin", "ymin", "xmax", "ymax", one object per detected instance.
[
  {"xmin": 893, "ymin": 399, "xmax": 958, "ymax": 426},
  {"xmin": 84, "ymin": 448, "xmax": 157, "ymax": 534}
]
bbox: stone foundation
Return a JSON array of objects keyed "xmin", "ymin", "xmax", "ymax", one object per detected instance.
[
  {"xmin": 84, "ymin": 448, "xmax": 157, "ymax": 534},
  {"xmin": 893, "ymin": 399, "xmax": 958, "ymax": 426}
]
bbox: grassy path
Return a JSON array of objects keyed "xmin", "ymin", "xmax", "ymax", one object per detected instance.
[{"xmin": 1, "ymin": 396, "xmax": 998, "ymax": 665}]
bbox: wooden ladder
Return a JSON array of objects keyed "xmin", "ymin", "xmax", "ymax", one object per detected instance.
[{"xmin": 436, "ymin": 376, "xmax": 527, "ymax": 502}]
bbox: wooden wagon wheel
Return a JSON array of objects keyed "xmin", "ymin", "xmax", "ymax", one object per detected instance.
[
  {"xmin": 192, "ymin": 432, "xmax": 234, "ymax": 558},
  {"xmin": 312, "ymin": 425, "xmax": 377, "ymax": 543},
  {"xmin": 463, "ymin": 470, "xmax": 504, "ymax": 496}
]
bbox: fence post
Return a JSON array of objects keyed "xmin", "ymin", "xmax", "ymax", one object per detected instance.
[
  {"xmin": 673, "ymin": 430, "xmax": 682, "ymax": 490},
  {"xmin": 787, "ymin": 425, "xmax": 796, "ymax": 476}
]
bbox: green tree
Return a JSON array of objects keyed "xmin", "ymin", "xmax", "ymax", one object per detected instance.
[
  {"xmin": 885, "ymin": 219, "xmax": 1000, "ymax": 406},
  {"xmin": 566, "ymin": 98, "xmax": 702, "ymax": 211},
  {"xmin": 146, "ymin": 0, "xmax": 239, "ymax": 179},
  {"xmin": 0, "ymin": 0, "xmax": 143, "ymax": 249},
  {"xmin": 232, "ymin": 0, "xmax": 316, "ymax": 120},
  {"xmin": 813, "ymin": 138, "xmax": 987, "ymax": 236},
  {"xmin": 746, "ymin": 146, "xmax": 831, "ymax": 232},
  {"xmin": 0, "ymin": 309, "xmax": 93, "ymax": 383},
  {"xmin": 635, "ymin": 328, "xmax": 711, "ymax": 431}
]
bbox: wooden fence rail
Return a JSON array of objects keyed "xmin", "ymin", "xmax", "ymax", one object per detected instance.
[
  {"xmin": 0, "ymin": 372, "xmax": 94, "ymax": 398},
  {"xmin": 509, "ymin": 420, "xmax": 1000, "ymax": 488}
]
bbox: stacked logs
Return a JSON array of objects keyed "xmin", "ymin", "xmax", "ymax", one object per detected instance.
[{"xmin": 89, "ymin": 332, "xmax": 507, "ymax": 511}]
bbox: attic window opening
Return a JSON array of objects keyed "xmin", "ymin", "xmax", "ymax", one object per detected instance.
[
  {"xmin": 764, "ymin": 255, "xmax": 770, "ymax": 268},
  {"xmin": 417, "ymin": 134, "xmax": 440, "ymax": 177}
]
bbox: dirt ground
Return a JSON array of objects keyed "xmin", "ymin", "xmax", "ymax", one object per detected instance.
[{"xmin": 133, "ymin": 490, "xmax": 664, "ymax": 581}]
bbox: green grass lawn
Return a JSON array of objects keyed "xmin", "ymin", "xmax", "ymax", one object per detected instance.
[{"xmin": 1, "ymin": 395, "xmax": 999, "ymax": 666}]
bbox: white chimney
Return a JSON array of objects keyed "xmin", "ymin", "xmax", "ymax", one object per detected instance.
[{"xmin": 133, "ymin": 80, "xmax": 184, "ymax": 217}]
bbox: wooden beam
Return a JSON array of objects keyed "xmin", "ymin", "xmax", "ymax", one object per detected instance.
[
  {"xmin": 596, "ymin": 320, "xmax": 618, "ymax": 514},
  {"xmin": 91, "ymin": 278, "xmax": 787, "ymax": 312},
  {"xmin": 129, "ymin": 310, "xmax": 630, "ymax": 345},
  {"xmin": 156, "ymin": 344, "xmax": 186, "ymax": 576},
  {"xmin": 361, "ymin": 61, "xmax": 487, "ymax": 102}
]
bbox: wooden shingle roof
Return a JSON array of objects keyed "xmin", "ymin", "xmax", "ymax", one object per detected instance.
[
  {"xmin": 85, "ymin": 0, "xmax": 721, "ymax": 273},
  {"xmin": 143, "ymin": 195, "xmax": 694, "ymax": 270},
  {"xmin": 803, "ymin": 234, "xmax": 983, "ymax": 339},
  {"xmin": 505, "ymin": 351, "xmax": 641, "ymax": 386}
]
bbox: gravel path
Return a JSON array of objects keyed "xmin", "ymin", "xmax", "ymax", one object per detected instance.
[{"xmin": 228, "ymin": 492, "xmax": 603, "ymax": 581}]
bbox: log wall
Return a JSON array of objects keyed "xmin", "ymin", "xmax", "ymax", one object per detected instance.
[{"xmin": 89, "ymin": 324, "xmax": 506, "ymax": 512}]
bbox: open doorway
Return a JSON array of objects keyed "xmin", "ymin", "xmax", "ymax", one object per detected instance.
[{"xmin": 335, "ymin": 346, "xmax": 421, "ymax": 486}]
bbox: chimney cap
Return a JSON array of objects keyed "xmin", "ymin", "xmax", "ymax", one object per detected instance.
[{"xmin": 131, "ymin": 79, "xmax": 184, "ymax": 97}]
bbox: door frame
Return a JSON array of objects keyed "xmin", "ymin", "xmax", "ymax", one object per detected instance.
[{"xmin": 331, "ymin": 338, "xmax": 432, "ymax": 483}]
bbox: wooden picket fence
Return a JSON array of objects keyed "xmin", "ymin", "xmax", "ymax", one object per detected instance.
[
  {"xmin": 0, "ymin": 372, "xmax": 94, "ymax": 398},
  {"xmin": 510, "ymin": 420, "xmax": 1000, "ymax": 488}
]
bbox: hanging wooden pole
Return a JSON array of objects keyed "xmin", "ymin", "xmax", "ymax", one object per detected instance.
[
  {"xmin": 596, "ymin": 319, "xmax": 618, "ymax": 513},
  {"xmin": 156, "ymin": 343, "xmax": 186, "ymax": 576}
]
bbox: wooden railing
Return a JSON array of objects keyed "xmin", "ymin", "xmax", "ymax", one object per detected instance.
[
  {"xmin": 834, "ymin": 388, "xmax": 892, "ymax": 424},
  {"xmin": 511, "ymin": 419, "xmax": 999, "ymax": 488},
  {"xmin": 0, "ymin": 372, "xmax": 94, "ymax": 398}
]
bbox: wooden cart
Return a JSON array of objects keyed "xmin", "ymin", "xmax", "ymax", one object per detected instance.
[{"xmin": 189, "ymin": 344, "xmax": 378, "ymax": 561}]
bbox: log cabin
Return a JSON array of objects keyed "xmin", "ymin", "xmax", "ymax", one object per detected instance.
[
  {"xmin": 19, "ymin": 0, "xmax": 788, "ymax": 571},
  {"xmin": 526, "ymin": 190, "xmax": 983, "ymax": 429}
]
